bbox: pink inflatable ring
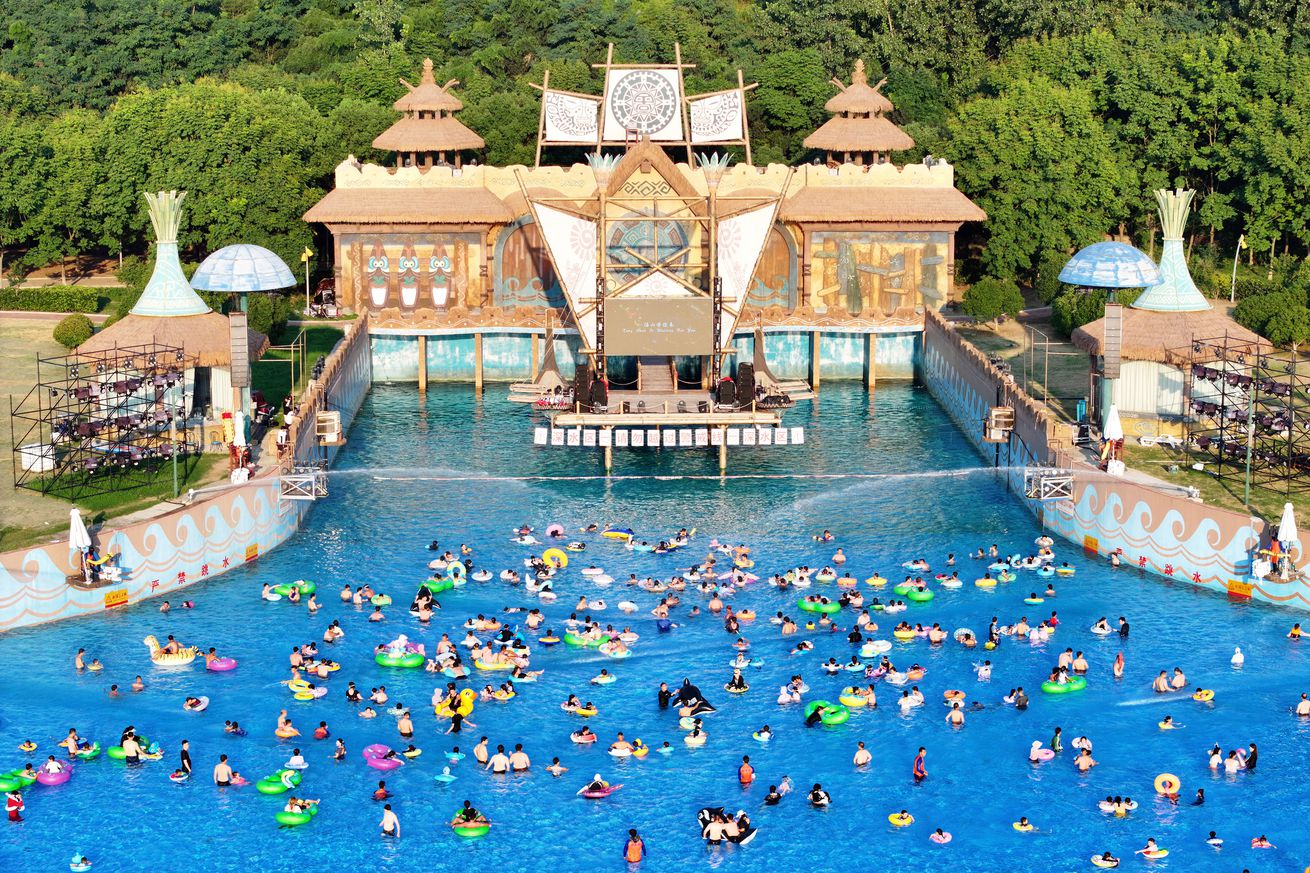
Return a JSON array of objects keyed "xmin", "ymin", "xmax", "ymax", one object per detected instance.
[
  {"xmin": 207, "ymin": 657, "xmax": 238, "ymax": 672},
  {"xmin": 36, "ymin": 766, "xmax": 72, "ymax": 786}
]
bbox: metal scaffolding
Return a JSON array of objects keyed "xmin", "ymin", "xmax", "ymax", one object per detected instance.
[
  {"xmin": 9, "ymin": 342, "xmax": 198, "ymax": 501},
  {"xmin": 1179, "ymin": 333, "xmax": 1310, "ymax": 501}
]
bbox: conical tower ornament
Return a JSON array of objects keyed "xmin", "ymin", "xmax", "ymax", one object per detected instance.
[
  {"xmin": 1133, "ymin": 188, "xmax": 1211, "ymax": 312},
  {"xmin": 130, "ymin": 191, "xmax": 212, "ymax": 317}
]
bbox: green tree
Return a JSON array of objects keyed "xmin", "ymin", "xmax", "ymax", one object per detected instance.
[
  {"xmin": 26, "ymin": 110, "xmax": 107, "ymax": 281},
  {"xmin": 962, "ymin": 276, "xmax": 1025, "ymax": 323},
  {"xmin": 96, "ymin": 82, "xmax": 321, "ymax": 269},
  {"xmin": 1265, "ymin": 305, "xmax": 1310, "ymax": 347},
  {"xmin": 948, "ymin": 76, "xmax": 1133, "ymax": 282}
]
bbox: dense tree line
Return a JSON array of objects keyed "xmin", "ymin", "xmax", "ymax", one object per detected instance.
[{"xmin": 1, "ymin": 0, "xmax": 1308, "ymax": 300}]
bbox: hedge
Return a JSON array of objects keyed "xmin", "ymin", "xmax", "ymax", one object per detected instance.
[{"xmin": 0, "ymin": 287, "xmax": 100, "ymax": 313}]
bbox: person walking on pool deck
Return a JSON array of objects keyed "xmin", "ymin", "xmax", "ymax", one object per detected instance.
[
  {"xmin": 913, "ymin": 747, "xmax": 927, "ymax": 781},
  {"xmin": 624, "ymin": 828, "xmax": 646, "ymax": 864}
]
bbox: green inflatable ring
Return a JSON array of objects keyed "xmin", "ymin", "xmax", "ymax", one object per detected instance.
[
  {"xmin": 797, "ymin": 598, "xmax": 841, "ymax": 615},
  {"xmin": 375, "ymin": 651, "xmax": 424, "ymax": 668},
  {"xmin": 256, "ymin": 769, "xmax": 301, "ymax": 795},
  {"xmin": 76, "ymin": 742, "xmax": 101, "ymax": 760},
  {"xmin": 803, "ymin": 700, "xmax": 851, "ymax": 725},
  {"xmin": 0, "ymin": 776, "xmax": 21, "ymax": 792},
  {"xmin": 272, "ymin": 579, "xmax": 316, "ymax": 597},
  {"xmin": 423, "ymin": 578, "xmax": 453, "ymax": 594},
  {"xmin": 892, "ymin": 583, "xmax": 913, "ymax": 596},
  {"xmin": 371, "ymin": 594, "xmax": 392, "ymax": 607},
  {"xmin": 452, "ymin": 822, "xmax": 489, "ymax": 838},
  {"xmin": 906, "ymin": 588, "xmax": 935, "ymax": 602},
  {"xmin": 106, "ymin": 746, "xmax": 126, "ymax": 761},
  {"xmin": 562, "ymin": 631, "xmax": 588, "ymax": 647},
  {"xmin": 6, "ymin": 769, "xmax": 37, "ymax": 786},
  {"xmin": 1040, "ymin": 676, "xmax": 1087, "ymax": 694},
  {"xmin": 275, "ymin": 805, "xmax": 318, "ymax": 827}
]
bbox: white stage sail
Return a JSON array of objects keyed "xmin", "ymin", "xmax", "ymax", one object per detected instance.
[
  {"xmin": 533, "ymin": 204, "xmax": 599, "ymax": 350},
  {"xmin": 716, "ymin": 204, "xmax": 776, "ymax": 350}
]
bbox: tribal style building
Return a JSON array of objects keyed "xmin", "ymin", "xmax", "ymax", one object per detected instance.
[{"xmin": 304, "ymin": 49, "xmax": 984, "ymax": 385}]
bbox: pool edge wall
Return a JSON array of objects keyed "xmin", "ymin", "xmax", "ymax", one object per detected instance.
[{"xmin": 919, "ymin": 310, "xmax": 1299, "ymax": 609}]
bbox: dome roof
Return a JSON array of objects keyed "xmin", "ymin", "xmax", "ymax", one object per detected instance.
[
  {"xmin": 191, "ymin": 244, "xmax": 296, "ymax": 293},
  {"xmin": 1059, "ymin": 242, "xmax": 1162, "ymax": 289}
]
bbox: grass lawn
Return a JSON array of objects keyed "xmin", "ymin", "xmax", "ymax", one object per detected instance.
[
  {"xmin": 1123, "ymin": 443, "xmax": 1304, "ymax": 525},
  {"xmin": 252, "ymin": 326, "xmax": 344, "ymax": 413},
  {"xmin": 0, "ymin": 453, "xmax": 229, "ymax": 552},
  {"xmin": 955, "ymin": 317, "xmax": 1091, "ymax": 422}
]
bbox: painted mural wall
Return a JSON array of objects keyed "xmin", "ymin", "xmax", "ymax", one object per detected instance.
[
  {"xmin": 342, "ymin": 232, "xmax": 485, "ymax": 313},
  {"xmin": 808, "ymin": 231, "xmax": 950, "ymax": 315}
]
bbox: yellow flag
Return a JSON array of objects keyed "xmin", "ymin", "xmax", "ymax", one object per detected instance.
[
  {"xmin": 300, "ymin": 246, "xmax": 314, "ymax": 263},
  {"xmin": 1238, "ymin": 234, "xmax": 1247, "ymax": 250}
]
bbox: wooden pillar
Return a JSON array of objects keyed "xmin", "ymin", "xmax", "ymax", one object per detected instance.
[
  {"xmin": 474, "ymin": 332, "xmax": 484, "ymax": 394},
  {"xmin": 417, "ymin": 335, "xmax": 428, "ymax": 393},
  {"xmin": 864, "ymin": 332, "xmax": 878, "ymax": 391},
  {"xmin": 719, "ymin": 428, "xmax": 727, "ymax": 473},
  {"xmin": 604, "ymin": 429, "xmax": 613, "ymax": 474},
  {"xmin": 810, "ymin": 330, "xmax": 822, "ymax": 391},
  {"xmin": 530, "ymin": 333, "xmax": 539, "ymax": 379}
]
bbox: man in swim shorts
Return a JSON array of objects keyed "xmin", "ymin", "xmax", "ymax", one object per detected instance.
[
  {"xmin": 486, "ymin": 745, "xmax": 510, "ymax": 774},
  {"xmin": 913, "ymin": 747, "xmax": 927, "ymax": 781},
  {"xmin": 213, "ymin": 754, "xmax": 233, "ymax": 786}
]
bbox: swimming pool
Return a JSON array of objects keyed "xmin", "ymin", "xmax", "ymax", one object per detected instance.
[{"xmin": 2, "ymin": 383, "xmax": 1307, "ymax": 872}]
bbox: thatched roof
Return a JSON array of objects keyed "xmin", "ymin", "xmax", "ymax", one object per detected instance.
[
  {"xmin": 372, "ymin": 116, "xmax": 485, "ymax": 153},
  {"xmin": 803, "ymin": 116, "xmax": 914, "ymax": 153},
  {"xmin": 780, "ymin": 186, "xmax": 984, "ymax": 223},
  {"xmin": 1072, "ymin": 306, "xmax": 1261, "ymax": 364},
  {"xmin": 825, "ymin": 61, "xmax": 895, "ymax": 115},
  {"xmin": 77, "ymin": 313, "xmax": 269, "ymax": 369},
  {"xmin": 395, "ymin": 59, "xmax": 464, "ymax": 113},
  {"xmin": 304, "ymin": 187, "xmax": 513, "ymax": 225}
]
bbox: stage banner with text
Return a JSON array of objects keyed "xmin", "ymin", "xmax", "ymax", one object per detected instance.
[{"xmin": 606, "ymin": 298, "xmax": 713, "ymax": 356}]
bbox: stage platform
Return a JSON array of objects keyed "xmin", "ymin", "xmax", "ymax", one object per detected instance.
[{"xmin": 550, "ymin": 391, "xmax": 782, "ymax": 427}]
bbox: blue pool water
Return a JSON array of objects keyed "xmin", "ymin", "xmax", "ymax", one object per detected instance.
[{"xmin": 3, "ymin": 383, "xmax": 1309, "ymax": 872}]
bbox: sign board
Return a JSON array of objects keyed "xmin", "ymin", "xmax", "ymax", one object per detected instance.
[
  {"xmin": 103, "ymin": 588, "xmax": 128, "ymax": 610},
  {"xmin": 606, "ymin": 298, "xmax": 713, "ymax": 356},
  {"xmin": 244, "ymin": 543, "xmax": 260, "ymax": 562}
]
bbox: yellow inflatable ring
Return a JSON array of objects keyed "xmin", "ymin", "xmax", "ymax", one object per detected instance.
[
  {"xmin": 293, "ymin": 691, "xmax": 315, "ymax": 701},
  {"xmin": 975, "ymin": 578, "xmax": 996, "ymax": 588},
  {"xmin": 734, "ymin": 558, "xmax": 755, "ymax": 569},
  {"xmin": 275, "ymin": 727, "xmax": 299, "ymax": 738},
  {"xmin": 893, "ymin": 629, "xmax": 915, "ymax": 640},
  {"xmin": 1192, "ymin": 689, "xmax": 1214, "ymax": 702},
  {"xmin": 866, "ymin": 576, "xmax": 887, "ymax": 588},
  {"xmin": 574, "ymin": 707, "xmax": 598, "ymax": 717},
  {"xmin": 1154, "ymin": 773, "xmax": 1180, "ymax": 795},
  {"xmin": 943, "ymin": 689, "xmax": 965, "ymax": 701},
  {"xmin": 1012, "ymin": 822, "xmax": 1034, "ymax": 832},
  {"xmin": 838, "ymin": 689, "xmax": 866, "ymax": 708},
  {"xmin": 888, "ymin": 812, "xmax": 914, "ymax": 827},
  {"xmin": 492, "ymin": 690, "xmax": 516, "ymax": 701},
  {"xmin": 543, "ymin": 548, "xmax": 569, "ymax": 569}
]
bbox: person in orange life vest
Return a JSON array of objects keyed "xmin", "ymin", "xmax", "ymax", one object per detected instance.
[
  {"xmin": 738, "ymin": 755, "xmax": 754, "ymax": 785},
  {"xmin": 624, "ymin": 828, "xmax": 646, "ymax": 863}
]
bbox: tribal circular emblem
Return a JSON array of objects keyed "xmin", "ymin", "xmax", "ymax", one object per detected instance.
[{"xmin": 609, "ymin": 71, "xmax": 678, "ymax": 135}]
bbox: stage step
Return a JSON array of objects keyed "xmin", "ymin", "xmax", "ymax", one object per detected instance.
[{"xmin": 638, "ymin": 356, "xmax": 676, "ymax": 393}]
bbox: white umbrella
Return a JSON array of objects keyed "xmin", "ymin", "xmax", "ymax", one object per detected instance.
[
  {"xmin": 69, "ymin": 508, "xmax": 92, "ymax": 552},
  {"xmin": 1279, "ymin": 501, "xmax": 1298, "ymax": 546},
  {"xmin": 232, "ymin": 409, "xmax": 247, "ymax": 448},
  {"xmin": 1103, "ymin": 406, "xmax": 1124, "ymax": 442}
]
